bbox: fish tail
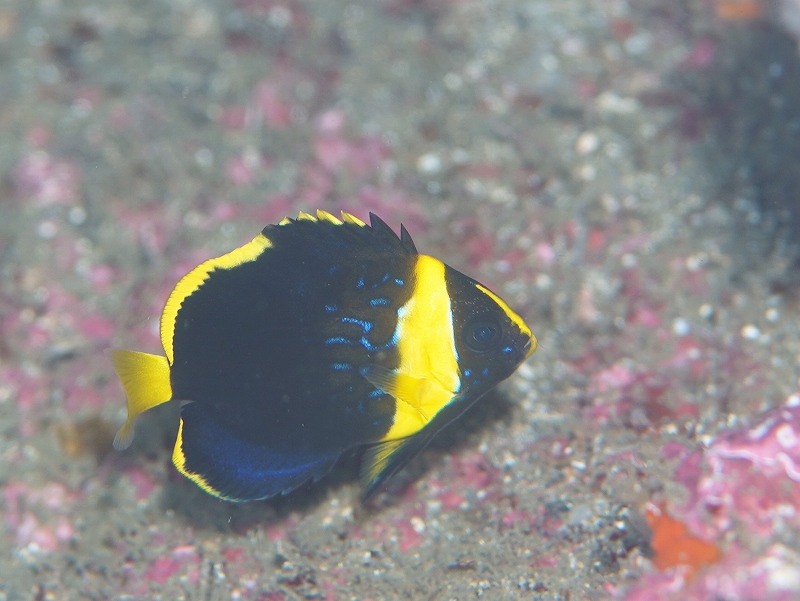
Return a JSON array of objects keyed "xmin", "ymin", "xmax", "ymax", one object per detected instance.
[{"xmin": 110, "ymin": 349, "xmax": 172, "ymax": 450}]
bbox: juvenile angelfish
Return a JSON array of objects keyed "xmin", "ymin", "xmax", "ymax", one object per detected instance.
[{"xmin": 112, "ymin": 210, "xmax": 536, "ymax": 501}]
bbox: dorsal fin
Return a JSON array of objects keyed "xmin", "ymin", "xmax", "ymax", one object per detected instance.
[
  {"xmin": 400, "ymin": 224, "xmax": 417, "ymax": 254},
  {"xmin": 275, "ymin": 210, "xmax": 419, "ymax": 258},
  {"xmin": 368, "ymin": 212, "xmax": 397, "ymax": 239},
  {"xmin": 366, "ymin": 212, "xmax": 419, "ymax": 255}
]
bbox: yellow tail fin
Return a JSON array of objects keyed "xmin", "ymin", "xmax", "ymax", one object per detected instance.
[{"xmin": 111, "ymin": 349, "xmax": 173, "ymax": 450}]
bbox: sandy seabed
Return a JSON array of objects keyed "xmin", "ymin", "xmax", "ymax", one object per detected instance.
[{"xmin": 1, "ymin": 1, "xmax": 799, "ymax": 599}]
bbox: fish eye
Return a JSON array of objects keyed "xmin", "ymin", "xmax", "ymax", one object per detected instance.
[{"xmin": 463, "ymin": 317, "xmax": 502, "ymax": 352}]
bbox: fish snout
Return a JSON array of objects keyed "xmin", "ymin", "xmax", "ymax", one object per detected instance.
[{"xmin": 522, "ymin": 333, "xmax": 537, "ymax": 359}]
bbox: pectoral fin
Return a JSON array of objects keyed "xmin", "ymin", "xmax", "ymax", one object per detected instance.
[
  {"xmin": 362, "ymin": 364, "xmax": 425, "ymax": 408},
  {"xmin": 362, "ymin": 364, "xmax": 457, "ymax": 440}
]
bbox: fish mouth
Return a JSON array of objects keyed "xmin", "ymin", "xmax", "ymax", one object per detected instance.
[{"xmin": 522, "ymin": 334, "xmax": 537, "ymax": 359}]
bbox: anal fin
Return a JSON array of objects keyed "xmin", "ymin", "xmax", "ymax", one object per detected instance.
[
  {"xmin": 173, "ymin": 403, "xmax": 340, "ymax": 502},
  {"xmin": 360, "ymin": 427, "xmax": 439, "ymax": 501}
]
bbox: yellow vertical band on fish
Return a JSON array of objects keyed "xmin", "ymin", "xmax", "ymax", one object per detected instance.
[{"xmin": 381, "ymin": 255, "xmax": 460, "ymax": 440}]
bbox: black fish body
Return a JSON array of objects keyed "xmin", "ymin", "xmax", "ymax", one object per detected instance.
[{"xmin": 112, "ymin": 210, "xmax": 535, "ymax": 502}]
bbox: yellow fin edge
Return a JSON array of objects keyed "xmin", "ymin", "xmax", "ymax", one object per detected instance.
[
  {"xmin": 278, "ymin": 210, "xmax": 367, "ymax": 227},
  {"xmin": 172, "ymin": 418, "xmax": 228, "ymax": 499},
  {"xmin": 475, "ymin": 283, "xmax": 535, "ymax": 350},
  {"xmin": 111, "ymin": 349, "xmax": 172, "ymax": 450},
  {"xmin": 316, "ymin": 209, "xmax": 342, "ymax": 224},
  {"xmin": 160, "ymin": 233, "xmax": 272, "ymax": 363},
  {"xmin": 341, "ymin": 211, "xmax": 366, "ymax": 226}
]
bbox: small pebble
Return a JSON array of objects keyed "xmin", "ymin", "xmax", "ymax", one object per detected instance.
[
  {"xmin": 37, "ymin": 220, "xmax": 58, "ymax": 239},
  {"xmin": 535, "ymin": 273, "xmax": 552, "ymax": 290},
  {"xmin": 416, "ymin": 153, "xmax": 442, "ymax": 175},
  {"xmin": 699, "ymin": 304, "xmax": 715, "ymax": 320},
  {"xmin": 68, "ymin": 206, "xmax": 87, "ymax": 225},
  {"xmin": 741, "ymin": 324, "xmax": 760, "ymax": 340},
  {"xmin": 575, "ymin": 132, "xmax": 600, "ymax": 155},
  {"xmin": 672, "ymin": 317, "xmax": 690, "ymax": 336},
  {"xmin": 268, "ymin": 5, "xmax": 292, "ymax": 28}
]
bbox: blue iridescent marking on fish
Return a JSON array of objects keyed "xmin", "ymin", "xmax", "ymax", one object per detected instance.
[
  {"xmin": 325, "ymin": 304, "xmax": 338, "ymax": 313},
  {"xmin": 367, "ymin": 389, "xmax": 384, "ymax": 398},
  {"xmin": 502, "ymin": 346, "xmax": 514, "ymax": 353},
  {"xmin": 464, "ymin": 368, "xmax": 472, "ymax": 377},
  {"xmin": 371, "ymin": 273, "xmax": 390, "ymax": 288},
  {"xmin": 325, "ymin": 337, "xmax": 353, "ymax": 345},
  {"xmin": 341, "ymin": 316, "xmax": 373, "ymax": 332},
  {"xmin": 331, "ymin": 363, "xmax": 353, "ymax": 371},
  {"xmin": 360, "ymin": 336, "xmax": 393, "ymax": 352},
  {"xmin": 369, "ymin": 298, "xmax": 390, "ymax": 307},
  {"xmin": 356, "ymin": 276, "xmax": 365, "ymax": 288},
  {"xmin": 482, "ymin": 367, "xmax": 490, "ymax": 376},
  {"xmin": 394, "ymin": 278, "xmax": 404, "ymax": 286}
]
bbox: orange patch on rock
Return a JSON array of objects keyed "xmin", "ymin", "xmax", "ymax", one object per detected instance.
[{"xmin": 645, "ymin": 505, "xmax": 722, "ymax": 578}]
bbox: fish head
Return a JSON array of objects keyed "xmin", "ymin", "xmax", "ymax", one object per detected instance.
[{"xmin": 446, "ymin": 266, "xmax": 536, "ymax": 399}]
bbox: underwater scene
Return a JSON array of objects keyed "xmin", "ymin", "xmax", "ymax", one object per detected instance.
[{"xmin": 1, "ymin": 0, "xmax": 800, "ymax": 599}]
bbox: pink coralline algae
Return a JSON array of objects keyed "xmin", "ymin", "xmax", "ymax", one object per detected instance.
[
  {"xmin": 394, "ymin": 516, "xmax": 425, "ymax": 553},
  {"xmin": 686, "ymin": 397, "xmax": 800, "ymax": 539},
  {"xmin": 252, "ymin": 81, "xmax": 294, "ymax": 129},
  {"xmin": 3, "ymin": 482, "xmax": 77, "ymax": 554},
  {"xmin": 111, "ymin": 204, "xmax": 181, "ymax": 259},
  {"xmin": 14, "ymin": 150, "xmax": 81, "ymax": 207},
  {"xmin": 226, "ymin": 151, "xmax": 274, "ymax": 187},
  {"xmin": 621, "ymin": 396, "xmax": 800, "ymax": 600},
  {"xmin": 420, "ymin": 450, "xmax": 503, "ymax": 512},
  {"xmin": 312, "ymin": 110, "xmax": 389, "ymax": 178},
  {"xmin": 142, "ymin": 545, "xmax": 201, "ymax": 586},
  {"xmin": 4, "ymin": 282, "xmax": 115, "ymax": 354}
]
